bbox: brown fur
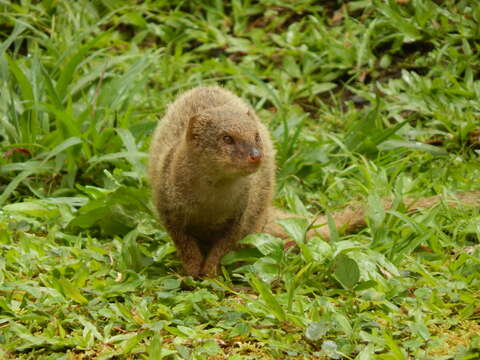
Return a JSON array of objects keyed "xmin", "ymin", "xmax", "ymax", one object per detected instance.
[
  {"xmin": 150, "ymin": 86, "xmax": 480, "ymax": 277},
  {"xmin": 149, "ymin": 86, "xmax": 275, "ymax": 277}
]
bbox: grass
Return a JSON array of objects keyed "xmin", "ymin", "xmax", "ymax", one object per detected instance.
[{"xmin": 1, "ymin": 0, "xmax": 480, "ymax": 359}]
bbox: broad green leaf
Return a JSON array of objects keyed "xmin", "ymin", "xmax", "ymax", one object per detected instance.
[
  {"xmin": 239, "ymin": 233, "xmax": 284, "ymax": 256},
  {"xmin": 253, "ymin": 257, "xmax": 281, "ymax": 283},
  {"xmin": 277, "ymin": 217, "xmax": 309, "ymax": 244},
  {"xmin": 305, "ymin": 321, "xmax": 329, "ymax": 341},
  {"xmin": 355, "ymin": 344, "xmax": 375, "ymax": 360},
  {"xmin": 354, "ymin": 280, "xmax": 378, "ymax": 291},
  {"xmin": 322, "ymin": 340, "xmax": 340, "ymax": 359},
  {"xmin": 306, "ymin": 237, "xmax": 332, "ymax": 263},
  {"xmin": 3, "ymin": 201, "xmax": 59, "ymax": 219},
  {"xmin": 333, "ymin": 254, "xmax": 360, "ymax": 290},
  {"xmin": 58, "ymin": 278, "xmax": 88, "ymax": 304},
  {"xmin": 384, "ymin": 332, "xmax": 407, "ymax": 360},
  {"xmin": 378, "ymin": 139, "xmax": 448, "ymax": 155},
  {"xmin": 221, "ymin": 248, "xmax": 262, "ymax": 265}
]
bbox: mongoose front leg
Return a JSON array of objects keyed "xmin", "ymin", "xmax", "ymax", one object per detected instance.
[
  {"xmin": 161, "ymin": 213, "xmax": 204, "ymax": 276},
  {"xmin": 168, "ymin": 230, "xmax": 204, "ymax": 277},
  {"xmin": 200, "ymin": 228, "xmax": 242, "ymax": 277}
]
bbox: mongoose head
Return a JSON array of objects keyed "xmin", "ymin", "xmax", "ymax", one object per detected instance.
[{"xmin": 187, "ymin": 105, "xmax": 264, "ymax": 177}]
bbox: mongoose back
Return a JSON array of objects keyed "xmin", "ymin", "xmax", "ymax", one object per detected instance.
[{"xmin": 149, "ymin": 86, "xmax": 275, "ymax": 277}]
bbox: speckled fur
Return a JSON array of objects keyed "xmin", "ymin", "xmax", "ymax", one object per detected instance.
[{"xmin": 149, "ymin": 86, "xmax": 275, "ymax": 277}]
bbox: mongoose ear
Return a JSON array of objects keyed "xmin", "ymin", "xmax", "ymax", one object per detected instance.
[
  {"xmin": 246, "ymin": 109, "xmax": 253, "ymax": 118},
  {"xmin": 187, "ymin": 114, "xmax": 200, "ymax": 140}
]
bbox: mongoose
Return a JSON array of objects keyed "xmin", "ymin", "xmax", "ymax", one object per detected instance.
[
  {"xmin": 149, "ymin": 86, "xmax": 480, "ymax": 277},
  {"xmin": 149, "ymin": 86, "xmax": 276, "ymax": 277}
]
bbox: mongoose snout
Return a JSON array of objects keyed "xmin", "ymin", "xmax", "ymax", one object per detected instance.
[
  {"xmin": 247, "ymin": 147, "xmax": 262, "ymax": 163},
  {"xmin": 233, "ymin": 141, "xmax": 262, "ymax": 169}
]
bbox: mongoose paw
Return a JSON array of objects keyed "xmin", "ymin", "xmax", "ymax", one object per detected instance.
[
  {"xmin": 200, "ymin": 262, "xmax": 219, "ymax": 278},
  {"xmin": 183, "ymin": 261, "xmax": 202, "ymax": 278}
]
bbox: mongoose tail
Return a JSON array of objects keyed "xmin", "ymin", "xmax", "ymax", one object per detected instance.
[{"xmin": 266, "ymin": 191, "xmax": 480, "ymax": 241}]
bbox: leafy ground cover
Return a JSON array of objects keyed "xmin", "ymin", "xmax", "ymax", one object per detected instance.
[{"xmin": 1, "ymin": 0, "xmax": 480, "ymax": 359}]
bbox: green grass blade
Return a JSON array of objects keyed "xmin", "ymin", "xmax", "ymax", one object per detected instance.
[
  {"xmin": 0, "ymin": 23, "xmax": 26, "ymax": 57},
  {"xmin": 4, "ymin": 52, "xmax": 34, "ymax": 104},
  {"xmin": 250, "ymin": 274, "xmax": 286, "ymax": 322},
  {"xmin": 55, "ymin": 32, "xmax": 108, "ymax": 103},
  {"xmin": 0, "ymin": 137, "xmax": 81, "ymax": 205}
]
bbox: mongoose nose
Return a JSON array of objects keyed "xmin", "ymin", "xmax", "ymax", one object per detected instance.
[{"xmin": 248, "ymin": 148, "xmax": 262, "ymax": 163}]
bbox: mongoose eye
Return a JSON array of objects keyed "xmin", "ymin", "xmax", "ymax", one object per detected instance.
[
  {"xmin": 223, "ymin": 135, "xmax": 234, "ymax": 144},
  {"xmin": 255, "ymin": 133, "xmax": 261, "ymax": 143}
]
